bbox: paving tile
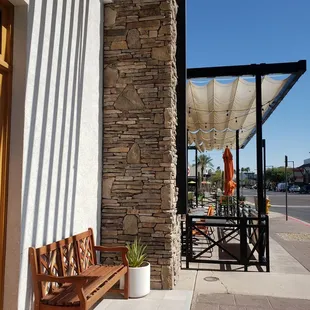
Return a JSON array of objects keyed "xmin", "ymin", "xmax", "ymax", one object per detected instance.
[
  {"xmin": 145, "ymin": 290, "xmax": 165, "ymax": 300},
  {"xmin": 158, "ymin": 299, "xmax": 190, "ymax": 310},
  {"xmin": 219, "ymin": 306, "xmax": 246, "ymax": 310},
  {"xmin": 175, "ymin": 269, "xmax": 197, "ymax": 290},
  {"xmin": 234, "ymin": 295, "xmax": 271, "ymax": 309},
  {"xmin": 103, "ymin": 299, "xmax": 161, "ymax": 310},
  {"xmin": 95, "ymin": 299, "xmax": 114, "ymax": 309},
  {"xmin": 268, "ymin": 296, "xmax": 310, "ymax": 310},
  {"xmin": 191, "ymin": 302, "xmax": 219, "ymax": 310},
  {"xmin": 164, "ymin": 289, "xmax": 191, "ymax": 301},
  {"xmin": 196, "ymin": 294, "xmax": 235, "ymax": 306}
]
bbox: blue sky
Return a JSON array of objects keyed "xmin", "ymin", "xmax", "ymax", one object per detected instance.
[{"xmin": 187, "ymin": 0, "xmax": 310, "ymax": 171}]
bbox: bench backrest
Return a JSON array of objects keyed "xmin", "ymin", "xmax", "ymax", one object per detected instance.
[{"xmin": 29, "ymin": 228, "xmax": 97, "ymax": 298}]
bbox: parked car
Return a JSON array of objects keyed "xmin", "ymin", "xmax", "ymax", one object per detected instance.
[
  {"xmin": 300, "ymin": 185, "xmax": 310, "ymax": 194},
  {"xmin": 276, "ymin": 183, "xmax": 287, "ymax": 192},
  {"xmin": 289, "ymin": 185, "xmax": 300, "ymax": 193}
]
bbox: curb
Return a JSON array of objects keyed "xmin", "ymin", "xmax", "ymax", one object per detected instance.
[
  {"xmin": 270, "ymin": 211, "xmax": 310, "ymax": 227},
  {"xmin": 288, "ymin": 215, "xmax": 310, "ymax": 227}
]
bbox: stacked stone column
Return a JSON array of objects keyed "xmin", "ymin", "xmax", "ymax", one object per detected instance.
[{"xmin": 102, "ymin": 0, "xmax": 180, "ymax": 289}]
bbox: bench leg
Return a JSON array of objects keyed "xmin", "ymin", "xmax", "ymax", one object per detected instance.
[{"xmin": 124, "ymin": 272, "xmax": 129, "ymax": 299}]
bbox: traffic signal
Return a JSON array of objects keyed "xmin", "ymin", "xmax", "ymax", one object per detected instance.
[{"xmin": 285, "ymin": 155, "xmax": 288, "ymax": 167}]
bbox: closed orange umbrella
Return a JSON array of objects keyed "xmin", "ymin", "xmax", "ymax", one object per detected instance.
[{"xmin": 223, "ymin": 147, "xmax": 236, "ymax": 196}]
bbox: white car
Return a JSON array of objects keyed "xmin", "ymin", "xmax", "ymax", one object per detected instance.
[{"xmin": 289, "ymin": 185, "xmax": 300, "ymax": 193}]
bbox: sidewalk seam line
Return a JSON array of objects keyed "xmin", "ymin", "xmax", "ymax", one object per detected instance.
[
  {"xmin": 190, "ymin": 270, "xmax": 198, "ymax": 310},
  {"xmin": 267, "ymin": 296, "xmax": 273, "ymax": 309},
  {"xmin": 212, "ymin": 270, "xmax": 229, "ymax": 294}
]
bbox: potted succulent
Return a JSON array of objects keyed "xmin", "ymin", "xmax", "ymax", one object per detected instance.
[{"xmin": 120, "ymin": 238, "xmax": 150, "ymax": 298}]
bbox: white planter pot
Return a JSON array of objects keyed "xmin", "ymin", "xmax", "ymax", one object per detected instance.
[{"xmin": 120, "ymin": 262, "xmax": 150, "ymax": 298}]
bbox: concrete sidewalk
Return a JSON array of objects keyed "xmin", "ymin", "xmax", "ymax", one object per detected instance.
[
  {"xmin": 188, "ymin": 211, "xmax": 310, "ymax": 309},
  {"xmin": 192, "ymin": 293, "xmax": 310, "ymax": 309},
  {"xmin": 269, "ymin": 211, "xmax": 310, "ymax": 272},
  {"xmin": 96, "ymin": 211, "xmax": 310, "ymax": 310}
]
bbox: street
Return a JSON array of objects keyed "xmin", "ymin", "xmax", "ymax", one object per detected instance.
[{"xmin": 242, "ymin": 188, "xmax": 310, "ymax": 223}]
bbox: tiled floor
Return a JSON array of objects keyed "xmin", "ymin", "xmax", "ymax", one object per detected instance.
[{"xmin": 95, "ymin": 290, "xmax": 193, "ymax": 310}]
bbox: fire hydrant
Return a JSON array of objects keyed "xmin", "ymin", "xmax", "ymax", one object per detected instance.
[{"xmin": 266, "ymin": 197, "xmax": 271, "ymax": 214}]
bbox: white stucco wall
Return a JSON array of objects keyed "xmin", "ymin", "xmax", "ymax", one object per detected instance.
[{"xmin": 17, "ymin": 0, "xmax": 103, "ymax": 308}]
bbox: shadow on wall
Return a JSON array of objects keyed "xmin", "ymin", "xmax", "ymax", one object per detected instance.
[{"xmin": 19, "ymin": 0, "xmax": 91, "ymax": 307}]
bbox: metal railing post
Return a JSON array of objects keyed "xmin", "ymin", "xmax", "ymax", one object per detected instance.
[{"xmin": 240, "ymin": 216, "xmax": 248, "ymax": 271}]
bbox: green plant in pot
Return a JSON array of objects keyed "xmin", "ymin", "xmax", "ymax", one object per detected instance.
[
  {"xmin": 127, "ymin": 238, "xmax": 147, "ymax": 267},
  {"xmin": 120, "ymin": 238, "xmax": 150, "ymax": 298}
]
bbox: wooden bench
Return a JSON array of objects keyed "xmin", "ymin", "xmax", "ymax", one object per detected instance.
[{"xmin": 29, "ymin": 228, "xmax": 129, "ymax": 310}]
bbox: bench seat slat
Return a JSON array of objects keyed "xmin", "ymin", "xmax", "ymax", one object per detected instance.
[
  {"xmin": 41, "ymin": 265, "xmax": 103, "ymax": 305},
  {"xmin": 54, "ymin": 266, "xmax": 118, "ymax": 306},
  {"xmin": 41, "ymin": 265, "xmax": 126, "ymax": 306}
]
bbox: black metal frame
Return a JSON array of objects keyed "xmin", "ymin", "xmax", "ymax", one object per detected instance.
[
  {"xmin": 183, "ymin": 60, "xmax": 307, "ymax": 218},
  {"xmin": 187, "ymin": 60, "xmax": 306, "ymax": 79},
  {"xmin": 176, "ymin": 0, "xmax": 187, "ymax": 214},
  {"xmin": 185, "ymin": 214, "xmax": 270, "ymax": 271},
  {"xmin": 180, "ymin": 60, "xmax": 306, "ymax": 272}
]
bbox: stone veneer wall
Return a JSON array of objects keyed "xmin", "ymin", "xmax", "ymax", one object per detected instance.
[{"xmin": 102, "ymin": 0, "xmax": 180, "ymax": 289}]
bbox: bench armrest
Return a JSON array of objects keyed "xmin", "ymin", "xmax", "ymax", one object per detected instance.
[{"xmin": 94, "ymin": 246, "xmax": 129, "ymax": 266}]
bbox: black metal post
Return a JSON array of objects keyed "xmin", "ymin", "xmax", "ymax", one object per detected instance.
[
  {"xmin": 236, "ymin": 130, "xmax": 240, "ymax": 217},
  {"xmin": 255, "ymin": 73, "xmax": 265, "ymax": 262},
  {"xmin": 195, "ymin": 147, "xmax": 198, "ymax": 208},
  {"xmin": 263, "ymin": 139, "xmax": 266, "ymax": 207},
  {"xmin": 240, "ymin": 217, "xmax": 248, "ymax": 271},
  {"xmin": 185, "ymin": 214, "xmax": 189, "ymax": 268},
  {"xmin": 176, "ymin": 0, "xmax": 187, "ymax": 214},
  {"xmin": 266, "ymin": 215, "xmax": 270, "ymax": 272},
  {"xmin": 255, "ymin": 74, "xmax": 264, "ymax": 217}
]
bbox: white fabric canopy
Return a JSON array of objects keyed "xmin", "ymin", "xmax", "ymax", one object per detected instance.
[{"xmin": 187, "ymin": 76, "xmax": 289, "ymax": 150}]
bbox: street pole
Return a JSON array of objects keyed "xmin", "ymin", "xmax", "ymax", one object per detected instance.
[{"xmin": 285, "ymin": 155, "xmax": 288, "ymax": 221}]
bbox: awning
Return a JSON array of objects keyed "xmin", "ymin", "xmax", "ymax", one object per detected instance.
[{"xmin": 187, "ymin": 76, "xmax": 289, "ymax": 151}]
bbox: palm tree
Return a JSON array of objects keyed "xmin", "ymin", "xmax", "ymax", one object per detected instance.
[{"xmin": 196, "ymin": 153, "xmax": 214, "ymax": 182}]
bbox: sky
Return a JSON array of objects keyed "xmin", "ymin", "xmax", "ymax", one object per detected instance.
[{"xmin": 186, "ymin": 0, "xmax": 310, "ymax": 172}]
